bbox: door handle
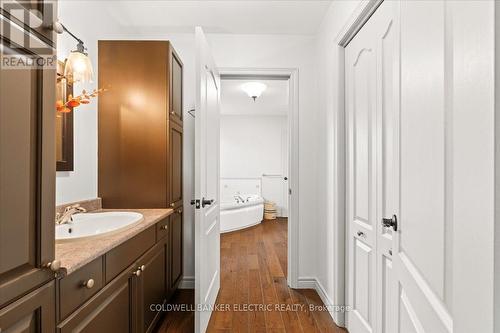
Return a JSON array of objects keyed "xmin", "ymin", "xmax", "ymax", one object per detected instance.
[
  {"xmin": 202, "ymin": 198, "xmax": 214, "ymax": 208},
  {"xmin": 382, "ymin": 214, "xmax": 398, "ymax": 231}
]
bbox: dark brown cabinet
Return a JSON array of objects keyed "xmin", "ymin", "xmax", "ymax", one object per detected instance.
[
  {"xmin": 136, "ymin": 241, "xmax": 167, "ymax": 333},
  {"xmin": 0, "ymin": 281, "xmax": 55, "ymax": 332},
  {"xmin": 0, "ymin": 0, "xmax": 57, "ymax": 322},
  {"xmin": 169, "ymin": 209, "xmax": 183, "ymax": 292},
  {"xmin": 98, "ymin": 40, "xmax": 184, "ymax": 210},
  {"xmin": 98, "ymin": 41, "xmax": 184, "ymax": 319},
  {"xmin": 56, "ymin": 217, "xmax": 172, "ymax": 333},
  {"xmin": 57, "ymin": 266, "xmax": 136, "ymax": 333},
  {"xmin": 169, "ymin": 49, "xmax": 183, "ymax": 125},
  {"xmin": 169, "ymin": 121, "xmax": 183, "ymax": 209}
]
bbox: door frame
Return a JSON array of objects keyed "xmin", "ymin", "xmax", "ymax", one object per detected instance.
[
  {"xmin": 335, "ymin": 0, "xmax": 496, "ymax": 330},
  {"xmin": 218, "ymin": 67, "xmax": 300, "ymax": 288}
]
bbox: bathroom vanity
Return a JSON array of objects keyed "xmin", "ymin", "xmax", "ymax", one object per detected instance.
[{"xmin": 54, "ymin": 207, "xmax": 176, "ymax": 333}]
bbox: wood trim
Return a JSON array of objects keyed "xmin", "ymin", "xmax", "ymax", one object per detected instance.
[{"xmin": 56, "ymin": 62, "xmax": 74, "ymax": 172}]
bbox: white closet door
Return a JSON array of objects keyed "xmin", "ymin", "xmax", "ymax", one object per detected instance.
[
  {"xmin": 394, "ymin": 1, "xmax": 452, "ymax": 332},
  {"xmin": 346, "ymin": 1, "xmax": 453, "ymax": 333},
  {"xmin": 345, "ymin": 4, "xmax": 379, "ymax": 332}
]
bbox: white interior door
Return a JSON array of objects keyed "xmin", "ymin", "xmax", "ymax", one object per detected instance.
[
  {"xmin": 395, "ymin": 1, "xmax": 452, "ymax": 332},
  {"xmin": 194, "ymin": 26, "xmax": 221, "ymax": 333},
  {"xmin": 345, "ymin": 8, "xmax": 378, "ymax": 332},
  {"xmin": 346, "ymin": 1, "xmax": 451, "ymax": 332}
]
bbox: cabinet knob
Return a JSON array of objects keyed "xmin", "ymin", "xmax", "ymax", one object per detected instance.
[
  {"xmin": 162, "ymin": 224, "xmax": 168, "ymax": 230},
  {"xmin": 170, "ymin": 110, "xmax": 175, "ymax": 115},
  {"xmin": 177, "ymin": 208, "xmax": 183, "ymax": 214},
  {"xmin": 44, "ymin": 260, "xmax": 61, "ymax": 272},
  {"xmin": 82, "ymin": 278, "xmax": 95, "ymax": 289},
  {"xmin": 133, "ymin": 269, "xmax": 141, "ymax": 276},
  {"xmin": 170, "ymin": 203, "xmax": 175, "ymax": 208},
  {"xmin": 139, "ymin": 265, "xmax": 146, "ymax": 272}
]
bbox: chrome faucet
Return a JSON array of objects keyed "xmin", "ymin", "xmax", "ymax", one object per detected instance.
[{"xmin": 55, "ymin": 204, "xmax": 87, "ymax": 225}]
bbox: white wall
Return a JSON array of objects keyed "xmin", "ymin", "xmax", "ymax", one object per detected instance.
[
  {"xmin": 314, "ymin": 0, "xmax": 361, "ymax": 324},
  {"xmin": 221, "ymin": 115, "xmax": 287, "ymax": 179},
  {"xmin": 220, "ymin": 115, "xmax": 288, "ymax": 214}
]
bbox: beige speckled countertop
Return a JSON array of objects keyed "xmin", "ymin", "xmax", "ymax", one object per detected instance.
[{"xmin": 55, "ymin": 208, "xmax": 173, "ymax": 275}]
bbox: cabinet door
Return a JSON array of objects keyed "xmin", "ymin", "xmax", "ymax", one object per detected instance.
[
  {"xmin": 169, "ymin": 120, "xmax": 183, "ymax": 208},
  {"xmin": 169, "ymin": 47, "xmax": 183, "ymax": 125},
  {"xmin": 57, "ymin": 266, "xmax": 137, "ymax": 333},
  {"xmin": 0, "ymin": 281, "xmax": 55, "ymax": 332},
  {"xmin": 136, "ymin": 242, "xmax": 167, "ymax": 333},
  {"xmin": 0, "ymin": 19, "xmax": 56, "ymax": 307},
  {"xmin": 169, "ymin": 208, "xmax": 183, "ymax": 291}
]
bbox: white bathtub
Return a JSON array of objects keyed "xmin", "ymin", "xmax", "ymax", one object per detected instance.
[{"xmin": 220, "ymin": 194, "xmax": 264, "ymax": 233}]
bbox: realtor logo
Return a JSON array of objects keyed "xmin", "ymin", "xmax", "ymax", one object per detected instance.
[{"xmin": 1, "ymin": 1, "xmax": 56, "ymax": 69}]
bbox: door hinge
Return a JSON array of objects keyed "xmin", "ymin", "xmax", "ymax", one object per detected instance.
[{"xmin": 289, "ymin": 188, "xmax": 292, "ymax": 195}]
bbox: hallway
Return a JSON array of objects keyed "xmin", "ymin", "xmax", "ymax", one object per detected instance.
[{"xmin": 207, "ymin": 219, "xmax": 345, "ymax": 332}]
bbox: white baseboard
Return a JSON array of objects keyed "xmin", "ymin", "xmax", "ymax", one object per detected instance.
[
  {"xmin": 296, "ymin": 276, "xmax": 318, "ymax": 289},
  {"xmin": 179, "ymin": 276, "xmax": 194, "ymax": 289},
  {"xmin": 297, "ymin": 277, "xmax": 345, "ymax": 327}
]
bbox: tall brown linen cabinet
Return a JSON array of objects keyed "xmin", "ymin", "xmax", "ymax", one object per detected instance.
[
  {"xmin": 98, "ymin": 41, "xmax": 184, "ymax": 292},
  {"xmin": 0, "ymin": 1, "xmax": 58, "ymax": 332}
]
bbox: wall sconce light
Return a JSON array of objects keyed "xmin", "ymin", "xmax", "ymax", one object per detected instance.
[
  {"xmin": 241, "ymin": 82, "xmax": 267, "ymax": 102},
  {"xmin": 53, "ymin": 22, "xmax": 94, "ymax": 83}
]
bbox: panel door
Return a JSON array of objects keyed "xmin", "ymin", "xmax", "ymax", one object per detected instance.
[
  {"xmin": 0, "ymin": 16, "xmax": 56, "ymax": 307},
  {"xmin": 169, "ymin": 46, "xmax": 183, "ymax": 126},
  {"xmin": 98, "ymin": 41, "xmax": 168, "ymax": 209},
  {"xmin": 345, "ymin": 10, "xmax": 378, "ymax": 333},
  {"xmin": 346, "ymin": 1, "xmax": 452, "ymax": 333},
  {"xmin": 136, "ymin": 242, "xmax": 167, "ymax": 333},
  {"xmin": 0, "ymin": 281, "xmax": 55, "ymax": 332},
  {"xmin": 169, "ymin": 120, "xmax": 183, "ymax": 209},
  {"xmin": 394, "ymin": 1, "xmax": 451, "ymax": 332},
  {"xmin": 371, "ymin": 2, "xmax": 399, "ymax": 333},
  {"xmin": 169, "ymin": 207, "xmax": 183, "ymax": 291},
  {"xmin": 194, "ymin": 26, "xmax": 221, "ymax": 333}
]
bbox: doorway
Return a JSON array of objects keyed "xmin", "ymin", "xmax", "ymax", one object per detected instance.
[{"xmin": 217, "ymin": 69, "xmax": 299, "ymax": 288}]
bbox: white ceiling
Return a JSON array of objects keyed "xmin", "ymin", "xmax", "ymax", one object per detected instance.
[
  {"xmin": 93, "ymin": 0, "xmax": 333, "ymax": 35},
  {"xmin": 220, "ymin": 79, "xmax": 289, "ymax": 115}
]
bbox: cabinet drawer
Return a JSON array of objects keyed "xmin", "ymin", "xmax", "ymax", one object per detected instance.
[
  {"xmin": 59, "ymin": 257, "xmax": 104, "ymax": 320},
  {"xmin": 105, "ymin": 226, "xmax": 155, "ymax": 283},
  {"xmin": 57, "ymin": 266, "xmax": 135, "ymax": 333},
  {"xmin": 156, "ymin": 217, "xmax": 169, "ymax": 241}
]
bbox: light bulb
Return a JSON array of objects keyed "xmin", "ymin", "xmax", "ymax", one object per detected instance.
[{"xmin": 241, "ymin": 82, "xmax": 267, "ymax": 101}]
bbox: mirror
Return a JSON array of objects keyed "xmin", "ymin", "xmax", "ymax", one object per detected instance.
[{"xmin": 56, "ymin": 60, "xmax": 74, "ymax": 171}]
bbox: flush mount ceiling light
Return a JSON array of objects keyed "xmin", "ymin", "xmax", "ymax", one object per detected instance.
[
  {"xmin": 241, "ymin": 82, "xmax": 267, "ymax": 102},
  {"xmin": 53, "ymin": 22, "xmax": 94, "ymax": 83}
]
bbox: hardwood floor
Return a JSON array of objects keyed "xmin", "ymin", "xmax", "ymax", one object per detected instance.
[
  {"xmin": 156, "ymin": 289, "xmax": 195, "ymax": 333},
  {"xmin": 156, "ymin": 218, "xmax": 346, "ymax": 332}
]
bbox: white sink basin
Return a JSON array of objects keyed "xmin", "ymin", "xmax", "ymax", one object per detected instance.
[{"xmin": 56, "ymin": 212, "xmax": 144, "ymax": 243}]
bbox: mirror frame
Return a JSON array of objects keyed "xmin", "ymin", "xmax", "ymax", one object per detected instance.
[{"xmin": 56, "ymin": 60, "xmax": 74, "ymax": 171}]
